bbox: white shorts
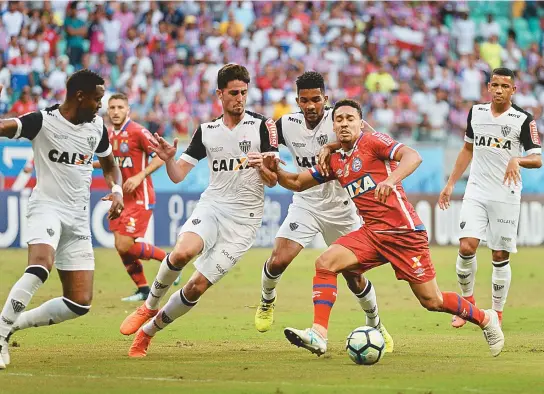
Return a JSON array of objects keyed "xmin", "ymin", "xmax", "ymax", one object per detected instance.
[
  {"xmin": 276, "ymin": 204, "xmax": 362, "ymax": 247},
  {"xmin": 179, "ymin": 203, "xmax": 258, "ymax": 284},
  {"xmin": 26, "ymin": 204, "xmax": 94, "ymax": 271},
  {"xmin": 458, "ymin": 198, "xmax": 520, "ymax": 253}
]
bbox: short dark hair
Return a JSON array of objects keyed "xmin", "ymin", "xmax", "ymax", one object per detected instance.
[
  {"xmin": 108, "ymin": 93, "xmax": 128, "ymax": 103},
  {"xmin": 66, "ymin": 69, "xmax": 105, "ymax": 97},
  {"xmin": 332, "ymin": 99, "xmax": 363, "ymax": 119},
  {"xmin": 217, "ymin": 63, "xmax": 250, "ymax": 89},
  {"xmin": 492, "ymin": 67, "xmax": 515, "ymax": 81},
  {"xmin": 295, "ymin": 71, "xmax": 325, "ymax": 93}
]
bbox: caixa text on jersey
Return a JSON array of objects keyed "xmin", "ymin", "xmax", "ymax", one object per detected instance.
[
  {"xmin": 48, "ymin": 149, "xmax": 93, "ymax": 165},
  {"xmin": 212, "ymin": 157, "xmax": 251, "ymax": 172}
]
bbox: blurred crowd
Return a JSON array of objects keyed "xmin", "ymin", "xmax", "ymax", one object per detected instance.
[{"xmin": 1, "ymin": 0, "xmax": 544, "ymax": 144}]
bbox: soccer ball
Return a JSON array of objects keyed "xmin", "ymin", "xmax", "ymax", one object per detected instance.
[{"xmin": 345, "ymin": 326, "xmax": 385, "ymax": 365}]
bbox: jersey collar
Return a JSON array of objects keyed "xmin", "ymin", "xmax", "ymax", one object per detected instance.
[{"xmin": 113, "ymin": 118, "xmax": 131, "ymax": 135}]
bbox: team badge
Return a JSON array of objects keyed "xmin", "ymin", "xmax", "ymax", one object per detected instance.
[
  {"xmin": 239, "ymin": 139, "xmax": 251, "ymax": 154},
  {"xmin": 351, "ymin": 157, "xmax": 362, "ymax": 172},
  {"xmin": 289, "ymin": 222, "xmax": 299, "ymax": 231},
  {"xmin": 47, "ymin": 228, "xmax": 55, "ymax": 237},
  {"xmin": 501, "ymin": 125, "xmax": 511, "ymax": 137},
  {"xmin": 460, "ymin": 221, "xmax": 466, "ymax": 229},
  {"xmin": 192, "ymin": 218, "xmax": 201, "ymax": 225},
  {"xmin": 87, "ymin": 136, "xmax": 97, "ymax": 150},
  {"xmin": 317, "ymin": 134, "xmax": 328, "ymax": 146},
  {"xmin": 120, "ymin": 141, "xmax": 130, "ymax": 153}
]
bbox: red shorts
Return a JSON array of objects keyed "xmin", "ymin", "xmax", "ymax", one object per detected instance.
[
  {"xmin": 109, "ymin": 204, "xmax": 153, "ymax": 238},
  {"xmin": 334, "ymin": 226, "xmax": 436, "ymax": 284}
]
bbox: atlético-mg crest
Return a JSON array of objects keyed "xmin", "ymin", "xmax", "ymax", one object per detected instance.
[
  {"xmin": 239, "ymin": 139, "xmax": 251, "ymax": 154},
  {"xmin": 501, "ymin": 125, "xmax": 511, "ymax": 137},
  {"xmin": 87, "ymin": 136, "xmax": 97, "ymax": 150},
  {"xmin": 317, "ymin": 134, "xmax": 328, "ymax": 146}
]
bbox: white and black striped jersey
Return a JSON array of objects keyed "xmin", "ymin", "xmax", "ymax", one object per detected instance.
[
  {"xmin": 10, "ymin": 104, "xmax": 111, "ymax": 210},
  {"xmin": 464, "ymin": 102, "xmax": 541, "ymax": 204},
  {"xmin": 181, "ymin": 110, "xmax": 279, "ymax": 225},
  {"xmin": 277, "ymin": 108, "xmax": 357, "ymax": 220}
]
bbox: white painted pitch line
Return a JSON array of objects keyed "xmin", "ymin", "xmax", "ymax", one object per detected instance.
[{"xmin": 2, "ymin": 372, "xmax": 494, "ymax": 393}]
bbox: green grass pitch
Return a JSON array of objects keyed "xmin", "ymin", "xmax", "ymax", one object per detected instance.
[{"xmin": 0, "ymin": 246, "xmax": 543, "ymax": 394}]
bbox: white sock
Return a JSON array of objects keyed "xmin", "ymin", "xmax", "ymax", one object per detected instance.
[
  {"xmin": 14, "ymin": 297, "xmax": 90, "ymax": 331},
  {"xmin": 456, "ymin": 253, "xmax": 477, "ymax": 297},
  {"xmin": 261, "ymin": 260, "xmax": 281, "ymax": 302},
  {"xmin": 492, "ymin": 260, "xmax": 511, "ymax": 312},
  {"xmin": 353, "ymin": 280, "xmax": 380, "ymax": 328},
  {"xmin": 146, "ymin": 254, "xmax": 182, "ymax": 310},
  {"xmin": 143, "ymin": 288, "xmax": 198, "ymax": 337},
  {"xmin": 0, "ymin": 265, "xmax": 49, "ymax": 338}
]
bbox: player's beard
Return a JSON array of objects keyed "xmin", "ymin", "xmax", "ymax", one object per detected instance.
[{"xmin": 78, "ymin": 108, "xmax": 97, "ymax": 123}]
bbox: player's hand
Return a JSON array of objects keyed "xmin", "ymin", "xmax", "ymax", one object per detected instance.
[
  {"xmin": 318, "ymin": 146, "xmax": 332, "ymax": 177},
  {"xmin": 504, "ymin": 157, "xmax": 521, "ymax": 187},
  {"xmin": 374, "ymin": 179, "xmax": 395, "ymax": 203},
  {"xmin": 438, "ymin": 184, "xmax": 453, "ymax": 210},
  {"xmin": 261, "ymin": 153, "xmax": 285, "ymax": 172},
  {"xmin": 123, "ymin": 172, "xmax": 145, "ymax": 194},
  {"xmin": 102, "ymin": 192, "xmax": 124, "ymax": 220},
  {"xmin": 149, "ymin": 133, "xmax": 178, "ymax": 162},
  {"xmin": 247, "ymin": 151, "xmax": 264, "ymax": 168}
]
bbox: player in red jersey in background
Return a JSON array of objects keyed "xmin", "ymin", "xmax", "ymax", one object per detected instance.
[
  {"xmin": 96, "ymin": 93, "xmax": 172, "ymax": 301},
  {"xmin": 264, "ymin": 99, "xmax": 505, "ymax": 357}
]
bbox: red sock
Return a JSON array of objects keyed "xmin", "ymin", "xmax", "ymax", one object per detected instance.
[
  {"xmin": 121, "ymin": 257, "xmax": 148, "ymax": 287},
  {"xmin": 312, "ymin": 268, "xmax": 338, "ymax": 329},
  {"xmin": 127, "ymin": 242, "xmax": 167, "ymax": 262},
  {"xmin": 463, "ymin": 295, "xmax": 476, "ymax": 305},
  {"xmin": 442, "ymin": 292, "xmax": 485, "ymax": 326}
]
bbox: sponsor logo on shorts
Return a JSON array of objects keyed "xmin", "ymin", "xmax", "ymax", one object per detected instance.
[
  {"xmin": 126, "ymin": 217, "xmax": 136, "ymax": 233},
  {"xmin": 192, "ymin": 218, "xmax": 201, "ymax": 225},
  {"xmin": 77, "ymin": 235, "xmax": 91, "ymax": 241},
  {"xmin": 289, "ymin": 222, "xmax": 299, "ymax": 231},
  {"xmin": 497, "ymin": 218, "xmax": 516, "ymax": 225},
  {"xmin": 460, "ymin": 221, "xmax": 466, "ymax": 229},
  {"xmin": 221, "ymin": 249, "xmax": 237, "ymax": 266},
  {"xmin": 11, "ymin": 300, "xmax": 25, "ymax": 313},
  {"xmin": 501, "ymin": 236, "xmax": 512, "ymax": 243},
  {"xmin": 79, "ymin": 252, "xmax": 94, "ymax": 259},
  {"xmin": 47, "ymin": 228, "xmax": 55, "ymax": 237},
  {"xmin": 493, "ymin": 284, "xmax": 504, "ymax": 291},
  {"xmin": 215, "ymin": 264, "xmax": 227, "ymax": 275}
]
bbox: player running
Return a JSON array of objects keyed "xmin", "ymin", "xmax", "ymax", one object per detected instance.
[
  {"xmin": 96, "ymin": 93, "xmax": 172, "ymax": 302},
  {"xmin": 439, "ymin": 68, "xmax": 541, "ymax": 328},
  {"xmin": 0, "ymin": 70, "xmax": 124, "ymax": 370},
  {"xmin": 264, "ymin": 99, "xmax": 504, "ymax": 357},
  {"xmin": 254, "ymin": 71, "xmax": 393, "ymax": 352},
  {"xmin": 120, "ymin": 64, "xmax": 279, "ymax": 357}
]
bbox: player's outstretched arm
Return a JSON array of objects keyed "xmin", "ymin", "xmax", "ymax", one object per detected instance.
[
  {"xmin": 503, "ymin": 154, "xmax": 542, "ymax": 187},
  {"xmin": 98, "ymin": 152, "xmax": 124, "ymax": 220},
  {"xmin": 149, "ymin": 134, "xmax": 194, "ymax": 183},
  {"xmin": 375, "ymin": 145, "xmax": 422, "ymax": 203},
  {"xmin": 439, "ymin": 142, "xmax": 473, "ymax": 209},
  {"xmin": 277, "ymin": 167, "xmax": 321, "ymax": 192}
]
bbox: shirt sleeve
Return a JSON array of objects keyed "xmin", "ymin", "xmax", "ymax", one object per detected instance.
[
  {"xmin": 520, "ymin": 114, "xmax": 542, "ymax": 155},
  {"xmin": 95, "ymin": 125, "xmax": 112, "ymax": 157},
  {"xmin": 276, "ymin": 118, "xmax": 286, "ymax": 146},
  {"xmin": 369, "ymin": 132, "xmax": 403, "ymax": 161},
  {"xmin": 181, "ymin": 126, "xmax": 206, "ymax": 165},
  {"xmin": 259, "ymin": 118, "xmax": 280, "ymax": 153},
  {"xmin": 13, "ymin": 111, "xmax": 43, "ymax": 140},
  {"xmin": 464, "ymin": 107, "xmax": 474, "ymax": 143},
  {"xmin": 308, "ymin": 156, "xmax": 338, "ymax": 184}
]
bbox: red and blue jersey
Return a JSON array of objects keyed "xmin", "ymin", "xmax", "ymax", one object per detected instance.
[{"xmin": 310, "ymin": 132, "xmax": 424, "ymax": 232}]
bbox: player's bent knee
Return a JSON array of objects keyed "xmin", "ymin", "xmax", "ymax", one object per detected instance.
[
  {"xmin": 115, "ymin": 240, "xmax": 133, "ymax": 255},
  {"xmin": 418, "ymin": 296, "xmax": 442, "ymax": 312},
  {"xmin": 29, "ymin": 254, "xmax": 54, "ymax": 271},
  {"xmin": 269, "ymin": 250, "xmax": 293, "ymax": 273},
  {"xmin": 63, "ymin": 297, "xmax": 91, "ymax": 315},
  {"xmin": 492, "ymin": 250, "xmax": 509, "ymax": 261},
  {"xmin": 459, "ymin": 239, "xmax": 477, "ymax": 256},
  {"xmin": 315, "ymin": 254, "xmax": 337, "ymax": 272},
  {"xmin": 169, "ymin": 248, "xmax": 196, "ymax": 268}
]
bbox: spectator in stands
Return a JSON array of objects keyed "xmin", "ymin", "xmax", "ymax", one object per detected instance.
[
  {"xmin": 9, "ymin": 86, "xmax": 36, "ymax": 116},
  {"xmin": 64, "ymin": 1, "xmax": 87, "ymax": 67}
]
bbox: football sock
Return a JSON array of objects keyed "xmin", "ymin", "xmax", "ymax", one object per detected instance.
[
  {"xmin": 456, "ymin": 252, "xmax": 477, "ymax": 297},
  {"xmin": 312, "ymin": 268, "xmax": 338, "ymax": 330},
  {"xmin": 0, "ymin": 265, "xmax": 49, "ymax": 338},
  {"xmin": 145, "ymin": 254, "xmax": 182, "ymax": 310},
  {"xmin": 352, "ymin": 280, "xmax": 379, "ymax": 327},
  {"xmin": 261, "ymin": 260, "xmax": 281, "ymax": 302},
  {"xmin": 13, "ymin": 297, "xmax": 90, "ymax": 331},
  {"xmin": 120, "ymin": 255, "xmax": 148, "ymax": 288},
  {"xmin": 127, "ymin": 242, "xmax": 167, "ymax": 262},
  {"xmin": 491, "ymin": 259, "xmax": 511, "ymax": 313},
  {"xmin": 143, "ymin": 288, "xmax": 198, "ymax": 337},
  {"xmin": 441, "ymin": 292, "xmax": 485, "ymax": 326}
]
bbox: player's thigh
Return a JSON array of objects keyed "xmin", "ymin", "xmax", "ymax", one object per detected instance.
[
  {"xmin": 316, "ymin": 244, "xmax": 361, "ymax": 273},
  {"xmin": 269, "ymin": 237, "xmax": 304, "ymax": 268},
  {"xmin": 378, "ymin": 230, "xmax": 436, "ymax": 284},
  {"xmin": 458, "ymin": 198, "xmax": 488, "ymax": 241},
  {"xmin": 275, "ymin": 205, "xmax": 322, "ymax": 248},
  {"xmin": 55, "ymin": 214, "xmax": 95, "ymax": 272},
  {"xmin": 113, "ymin": 231, "xmax": 135, "ymax": 254},
  {"xmin": 57, "ymin": 269, "xmax": 94, "ymax": 305},
  {"xmin": 193, "ymin": 221, "xmax": 258, "ymax": 285},
  {"xmin": 110, "ymin": 205, "xmax": 152, "ymax": 240},
  {"xmin": 321, "ymin": 212, "xmax": 363, "ymax": 246},
  {"xmin": 486, "ymin": 201, "xmax": 520, "ymax": 253},
  {"xmin": 25, "ymin": 206, "xmax": 62, "ymax": 269},
  {"xmin": 325, "ymin": 226, "xmax": 382, "ymax": 273},
  {"xmin": 179, "ymin": 204, "xmax": 219, "ymax": 256}
]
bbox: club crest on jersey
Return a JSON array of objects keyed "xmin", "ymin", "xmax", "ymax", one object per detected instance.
[
  {"xmin": 317, "ymin": 134, "xmax": 328, "ymax": 146},
  {"xmin": 120, "ymin": 141, "xmax": 129, "ymax": 153},
  {"xmin": 87, "ymin": 136, "xmax": 97, "ymax": 150},
  {"xmin": 239, "ymin": 139, "xmax": 251, "ymax": 154},
  {"xmin": 501, "ymin": 125, "xmax": 511, "ymax": 137},
  {"xmin": 351, "ymin": 157, "xmax": 362, "ymax": 172},
  {"xmin": 344, "ymin": 174, "xmax": 377, "ymax": 198}
]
